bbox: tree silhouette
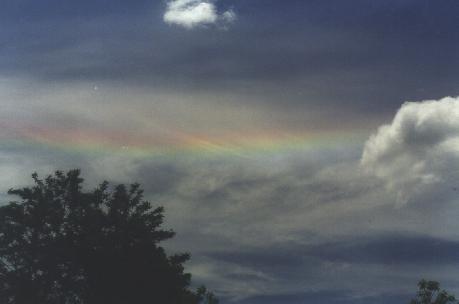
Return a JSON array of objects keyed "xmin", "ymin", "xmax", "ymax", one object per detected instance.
[
  {"xmin": 0, "ymin": 170, "xmax": 217, "ymax": 304},
  {"xmin": 410, "ymin": 280, "xmax": 457, "ymax": 304}
]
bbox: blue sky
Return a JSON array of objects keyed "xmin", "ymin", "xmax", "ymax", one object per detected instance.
[{"xmin": 1, "ymin": 1, "xmax": 459, "ymax": 303}]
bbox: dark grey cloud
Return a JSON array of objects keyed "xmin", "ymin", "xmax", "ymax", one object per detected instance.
[
  {"xmin": 0, "ymin": 0, "xmax": 458, "ymax": 116},
  {"xmin": 135, "ymin": 162, "xmax": 187, "ymax": 196},
  {"xmin": 207, "ymin": 250, "xmax": 305, "ymax": 270},
  {"xmin": 0, "ymin": 0, "xmax": 153, "ymax": 21},
  {"xmin": 201, "ymin": 233, "xmax": 459, "ymax": 303},
  {"xmin": 205, "ymin": 234, "xmax": 459, "ymax": 276},
  {"xmin": 237, "ymin": 291, "xmax": 409, "ymax": 304},
  {"xmin": 309, "ymin": 235, "xmax": 459, "ymax": 266}
]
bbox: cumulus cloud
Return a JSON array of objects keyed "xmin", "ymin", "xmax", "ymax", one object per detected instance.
[
  {"xmin": 163, "ymin": 0, "xmax": 236, "ymax": 29},
  {"xmin": 361, "ymin": 96, "xmax": 459, "ymax": 203}
]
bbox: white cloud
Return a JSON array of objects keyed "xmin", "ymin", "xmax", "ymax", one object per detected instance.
[
  {"xmin": 163, "ymin": 0, "xmax": 236, "ymax": 29},
  {"xmin": 361, "ymin": 96, "xmax": 459, "ymax": 204}
]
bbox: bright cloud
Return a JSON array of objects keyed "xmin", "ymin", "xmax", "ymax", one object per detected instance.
[
  {"xmin": 163, "ymin": 0, "xmax": 236, "ymax": 29},
  {"xmin": 361, "ymin": 96, "xmax": 459, "ymax": 203}
]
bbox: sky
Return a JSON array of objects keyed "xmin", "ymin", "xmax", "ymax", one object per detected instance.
[{"xmin": 1, "ymin": 0, "xmax": 459, "ymax": 303}]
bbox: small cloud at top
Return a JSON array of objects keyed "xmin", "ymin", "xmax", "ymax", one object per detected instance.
[{"xmin": 163, "ymin": 0, "xmax": 236, "ymax": 29}]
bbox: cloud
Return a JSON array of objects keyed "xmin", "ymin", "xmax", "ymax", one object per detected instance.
[
  {"xmin": 4, "ymin": 78, "xmax": 459, "ymax": 301},
  {"xmin": 221, "ymin": 9, "xmax": 236, "ymax": 24},
  {"xmin": 200, "ymin": 234, "xmax": 459, "ymax": 302},
  {"xmin": 361, "ymin": 96, "xmax": 459, "ymax": 203},
  {"xmin": 308, "ymin": 234, "xmax": 459, "ymax": 265},
  {"xmin": 238, "ymin": 292, "xmax": 409, "ymax": 304},
  {"xmin": 163, "ymin": 0, "xmax": 236, "ymax": 29}
]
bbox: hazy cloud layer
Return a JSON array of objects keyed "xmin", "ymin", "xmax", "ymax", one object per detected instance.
[
  {"xmin": 2, "ymin": 83, "xmax": 459, "ymax": 302},
  {"xmin": 3, "ymin": 124, "xmax": 459, "ymax": 302},
  {"xmin": 362, "ymin": 97, "xmax": 459, "ymax": 203}
]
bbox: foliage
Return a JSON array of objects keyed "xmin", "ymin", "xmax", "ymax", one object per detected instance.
[
  {"xmin": 410, "ymin": 280, "xmax": 457, "ymax": 304},
  {"xmin": 196, "ymin": 286, "xmax": 219, "ymax": 304},
  {"xmin": 0, "ymin": 170, "xmax": 217, "ymax": 304}
]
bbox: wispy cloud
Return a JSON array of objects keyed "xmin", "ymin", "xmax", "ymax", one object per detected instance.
[{"xmin": 163, "ymin": 0, "xmax": 236, "ymax": 29}]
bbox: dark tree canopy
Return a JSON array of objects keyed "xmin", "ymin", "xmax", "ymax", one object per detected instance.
[
  {"xmin": 0, "ymin": 170, "xmax": 217, "ymax": 304},
  {"xmin": 410, "ymin": 280, "xmax": 457, "ymax": 304}
]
